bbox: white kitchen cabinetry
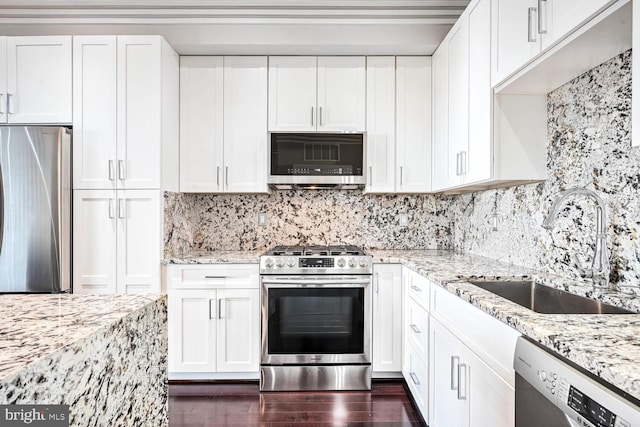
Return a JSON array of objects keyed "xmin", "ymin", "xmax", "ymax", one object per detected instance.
[
  {"xmin": 268, "ymin": 56, "xmax": 365, "ymax": 132},
  {"xmin": 402, "ymin": 268, "xmax": 431, "ymax": 419},
  {"xmin": 372, "ymin": 264, "xmax": 403, "ymax": 376},
  {"xmin": 365, "ymin": 56, "xmax": 395, "ymax": 193},
  {"xmin": 73, "ymin": 35, "xmax": 179, "ymax": 191},
  {"xmin": 73, "ymin": 189, "xmax": 161, "ymax": 294},
  {"xmin": 429, "ymin": 284, "xmax": 520, "ymax": 427},
  {"xmin": 430, "ymin": 45, "xmax": 450, "ymax": 191},
  {"xmin": 179, "ymin": 56, "xmax": 268, "ymax": 193},
  {"xmin": 0, "ymin": 36, "xmax": 72, "ymax": 124},
  {"xmin": 395, "ymin": 56, "xmax": 432, "ymax": 193},
  {"xmin": 166, "ymin": 265, "xmax": 260, "ymax": 379}
]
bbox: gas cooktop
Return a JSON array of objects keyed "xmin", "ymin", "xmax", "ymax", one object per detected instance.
[
  {"xmin": 265, "ymin": 245, "xmax": 367, "ymax": 257},
  {"xmin": 260, "ymin": 245, "xmax": 371, "ymax": 275}
]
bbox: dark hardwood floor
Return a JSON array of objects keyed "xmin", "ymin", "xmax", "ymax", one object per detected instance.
[{"xmin": 169, "ymin": 380, "xmax": 425, "ymax": 426}]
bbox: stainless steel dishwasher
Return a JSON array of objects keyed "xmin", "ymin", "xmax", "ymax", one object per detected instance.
[{"xmin": 514, "ymin": 337, "xmax": 640, "ymax": 427}]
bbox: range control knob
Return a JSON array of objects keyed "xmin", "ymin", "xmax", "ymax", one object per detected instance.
[
  {"xmin": 287, "ymin": 257, "xmax": 296, "ymax": 267},
  {"xmin": 359, "ymin": 258, "xmax": 369, "ymax": 268},
  {"xmin": 264, "ymin": 258, "xmax": 274, "ymax": 268},
  {"xmin": 337, "ymin": 258, "xmax": 346, "ymax": 268},
  {"xmin": 275, "ymin": 258, "xmax": 285, "ymax": 268},
  {"xmin": 348, "ymin": 258, "xmax": 357, "ymax": 268},
  {"xmin": 539, "ymin": 371, "xmax": 547, "ymax": 382}
]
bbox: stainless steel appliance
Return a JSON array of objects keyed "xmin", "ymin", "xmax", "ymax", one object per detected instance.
[
  {"xmin": 0, "ymin": 126, "xmax": 71, "ymax": 293},
  {"xmin": 260, "ymin": 245, "xmax": 372, "ymax": 391},
  {"xmin": 268, "ymin": 132, "xmax": 366, "ymax": 189},
  {"xmin": 514, "ymin": 336, "xmax": 640, "ymax": 426}
]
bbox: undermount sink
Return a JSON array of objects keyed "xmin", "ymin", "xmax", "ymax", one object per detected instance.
[{"xmin": 468, "ymin": 280, "xmax": 635, "ymax": 314}]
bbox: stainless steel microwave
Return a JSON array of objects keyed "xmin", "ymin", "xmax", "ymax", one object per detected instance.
[{"xmin": 268, "ymin": 132, "xmax": 366, "ymax": 189}]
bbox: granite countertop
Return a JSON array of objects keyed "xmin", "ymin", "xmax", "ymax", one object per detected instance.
[
  {"xmin": 163, "ymin": 250, "xmax": 262, "ymax": 264},
  {"xmin": 164, "ymin": 249, "xmax": 640, "ymax": 402},
  {"xmin": 0, "ymin": 293, "xmax": 165, "ymax": 380}
]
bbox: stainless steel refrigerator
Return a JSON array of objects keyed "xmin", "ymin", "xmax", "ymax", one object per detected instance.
[{"xmin": 0, "ymin": 126, "xmax": 71, "ymax": 293}]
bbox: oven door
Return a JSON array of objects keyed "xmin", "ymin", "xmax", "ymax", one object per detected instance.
[{"xmin": 261, "ymin": 275, "xmax": 372, "ymax": 365}]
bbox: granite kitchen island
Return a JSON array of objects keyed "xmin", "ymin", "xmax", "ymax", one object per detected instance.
[{"xmin": 0, "ymin": 293, "xmax": 167, "ymax": 426}]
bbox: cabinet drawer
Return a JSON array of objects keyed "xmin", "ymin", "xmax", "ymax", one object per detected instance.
[
  {"xmin": 167, "ymin": 265, "xmax": 259, "ymax": 290},
  {"xmin": 406, "ymin": 297, "xmax": 429, "ymax": 362},
  {"xmin": 430, "ymin": 284, "xmax": 520, "ymax": 385},
  {"xmin": 406, "ymin": 268, "xmax": 430, "ymax": 310},
  {"xmin": 403, "ymin": 346, "xmax": 429, "ymax": 418}
]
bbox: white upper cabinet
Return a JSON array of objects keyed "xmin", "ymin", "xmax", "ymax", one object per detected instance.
[
  {"xmin": 365, "ymin": 56, "xmax": 396, "ymax": 193},
  {"xmin": 431, "ymin": 45, "xmax": 451, "ymax": 191},
  {"xmin": 396, "ymin": 56, "xmax": 432, "ymax": 193},
  {"xmin": 268, "ymin": 56, "xmax": 366, "ymax": 132},
  {"xmin": 0, "ymin": 36, "xmax": 72, "ymax": 124},
  {"xmin": 179, "ymin": 56, "xmax": 268, "ymax": 193},
  {"xmin": 73, "ymin": 35, "xmax": 179, "ymax": 191}
]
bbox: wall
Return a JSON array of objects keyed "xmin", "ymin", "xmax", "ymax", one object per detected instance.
[
  {"xmin": 453, "ymin": 50, "xmax": 637, "ymax": 289},
  {"xmin": 164, "ymin": 191, "xmax": 454, "ymax": 256}
]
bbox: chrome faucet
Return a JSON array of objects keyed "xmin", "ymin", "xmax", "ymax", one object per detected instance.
[{"xmin": 542, "ymin": 188, "xmax": 611, "ymax": 289}]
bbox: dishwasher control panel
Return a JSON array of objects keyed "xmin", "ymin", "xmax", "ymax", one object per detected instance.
[{"xmin": 514, "ymin": 337, "xmax": 638, "ymax": 427}]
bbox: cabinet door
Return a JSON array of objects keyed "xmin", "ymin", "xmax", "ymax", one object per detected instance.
[
  {"xmin": 396, "ymin": 56, "xmax": 432, "ymax": 193},
  {"xmin": 0, "ymin": 37, "xmax": 6, "ymax": 123},
  {"xmin": 466, "ymin": 0, "xmax": 493, "ymax": 184},
  {"xmin": 372, "ymin": 264, "xmax": 403, "ymax": 373},
  {"xmin": 73, "ymin": 36, "xmax": 118, "ymax": 190},
  {"xmin": 268, "ymin": 56, "xmax": 317, "ymax": 131},
  {"xmin": 223, "ymin": 56, "xmax": 268, "ymax": 193},
  {"xmin": 317, "ymin": 56, "xmax": 366, "ymax": 131},
  {"xmin": 541, "ymin": 0, "xmax": 615, "ymax": 49},
  {"xmin": 447, "ymin": 17, "xmax": 469, "ymax": 188},
  {"xmin": 116, "ymin": 190, "xmax": 161, "ymax": 294},
  {"xmin": 365, "ymin": 56, "xmax": 396, "ymax": 193},
  {"xmin": 6, "ymin": 36, "xmax": 72, "ymax": 124},
  {"xmin": 169, "ymin": 289, "xmax": 217, "ymax": 373},
  {"xmin": 179, "ymin": 56, "xmax": 224, "ymax": 192},
  {"xmin": 466, "ymin": 347, "xmax": 515, "ymax": 427},
  {"xmin": 429, "ymin": 318, "xmax": 466, "ymax": 427},
  {"xmin": 117, "ymin": 36, "xmax": 161, "ymax": 189},
  {"xmin": 431, "ymin": 44, "xmax": 451, "ymax": 192},
  {"xmin": 72, "ymin": 190, "xmax": 117, "ymax": 294},
  {"xmin": 492, "ymin": 0, "xmax": 540, "ymax": 85},
  {"xmin": 216, "ymin": 288, "xmax": 260, "ymax": 372}
]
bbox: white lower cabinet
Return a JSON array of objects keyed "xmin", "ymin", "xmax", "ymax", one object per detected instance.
[
  {"xmin": 372, "ymin": 264, "xmax": 403, "ymax": 375},
  {"xmin": 166, "ymin": 264, "xmax": 260, "ymax": 380},
  {"xmin": 73, "ymin": 189, "xmax": 161, "ymax": 294}
]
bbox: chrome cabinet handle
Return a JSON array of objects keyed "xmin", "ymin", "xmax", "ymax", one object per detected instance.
[
  {"xmin": 118, "ymin": 160, "xmax": 125, "ymax": 181},
  {"xmin": 400, "ymin": 166, "xmax": 404, "ymax": 185},
  {"xmin": 209, "ymin": 299, "xmax": 215, "ymax": 319},
  {"xmin": 216, "ymin": 166, "xmax": 220, "ymax": 187},
  {"xmin": 410, "ymin": 285, "xmax": 422, "ymax": 292},
  {"xmin": 410, "ymin": 324, "xmax": 420, "ymax": 334},
  {"xmin": 6, "ymin": 93, "xmax": 13, "ymax": 115},
  {"xmin": 118, "ymin": 199, "xmax": 125, "ymax": 219},
  {"xmin": 218, "ymin": 298, "xmax": 225, "ymax": 319},
  {"xmin": 108, "ymin": 160, "xmax": 115, "ymax": 181},
  {"xmin": 225, "ymin": 166, "xmax": 229, "ymax": 188},
  {"xmin": 456, "ymin": 152, "xmax": 460, "ymax": 176},
  {"xmin": 451, "ymin": 356, "xmax": 460, "ymax": 390},
  {"xmin": 458, "ymin": 363, "xmax": 467, "ymax": 400},
  {"xmin": 108, "ymin": 199, "xmax": 115, "ymax": 219},
  {"xmin": 538, "ymin": 0, "xmax": 547, "ymax": 34},
  {"xmin": 409, "ymin": 372, "xmax": 420, "ymax": 385},
  {"xmin": 528, "ymin": 7, "xmax": 538, "ymax": 42},
  {"xmin": 205, "ymin": 276, "xmax": 227, "ymax": 279},
  {"xmin": 375, "ymin": 273, "xmax": 380, "ymax": 293},
  {"xmin": 319, "ymin": 106, "xmax": 323, "ymax": 126},
  {"xmin": 460, "ymin": 151, "xmax": 467, "ymax": 175},
  {"xmin": 369, "ymin": 166, "xmax": 372, "ymax": 186},
  {"xmin": 311, "ymin": 106, "xmax": 314, "ymax": 127}
]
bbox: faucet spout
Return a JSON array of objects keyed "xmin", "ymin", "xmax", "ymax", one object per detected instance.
[{"xmin": 543, "ymin": 188, "xmax": 611, "ymax": 290}]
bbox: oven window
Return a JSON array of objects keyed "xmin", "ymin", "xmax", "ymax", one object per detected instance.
[{"xmin": 268, "ymin": 288, "xmax": 365, "ymax": 354}]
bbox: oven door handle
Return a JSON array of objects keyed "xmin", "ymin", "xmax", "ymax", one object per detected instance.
[{"xmin": 261, "ymin": 277, "xmax": 371, "ymax": 286}]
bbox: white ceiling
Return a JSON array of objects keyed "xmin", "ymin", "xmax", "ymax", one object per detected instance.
[{"xmin": 0, "ymin": 0, "xmax": 470, "ymax": 55}]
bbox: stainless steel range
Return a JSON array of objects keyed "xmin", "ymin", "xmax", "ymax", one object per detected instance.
[{"xmin": 260, "ymin": 245, "xmax": 373, "ymax": 391}]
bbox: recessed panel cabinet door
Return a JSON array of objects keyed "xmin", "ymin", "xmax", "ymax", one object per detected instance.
[
  {"xmin": 6, "ymin": 36, "xmax": 72, "ymax": 124},
  {"xmin": 73, "ymin": 36, "xmax": 118, "ymax": 190},
  {"xmin": 317, "ymin": 56, "xmax": 366, "ymax": 131},
  {"xmin": 431, "ymin": 44, "xmax": 451, "ymax": 192},
  {"xmin": 216, "ymin": 288, "xmax": 260, "ymax": 372},
  {"xmin": 541, "ymin": 0, "xmax": 616, "ymax": 50},
  {"xmin": 447, "ymin": 17, "xmax": 469, "ymax": 187},
  {"xmin": 223, "ymin": 56, "xmax": 268, "ymax": 193},
  {"xmin": 268, "ymin": 56, "xmax": 317, "ymax": 131},
  {"xmin": 72, "ymin": 190, "xmax": 117, "ymax": 294},
  {"xmin": 179, "ymin": 56, "xmax": 224, "ymax": 192},
  {"xmin": 169, "ymin": 289, "xmax": 218, "ymax": 373},
  {"xmin": 372, "ymin": 264, "xmax": 403, "ymax": 373},
  {"xmin": 117, "ymin": 36, "xmax": 161, "ymax": 189},
  {"xmin": 116, "ymin": 190, "xmax": 161, "ymax": 294}
]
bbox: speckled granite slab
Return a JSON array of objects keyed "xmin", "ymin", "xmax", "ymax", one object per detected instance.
[
  {"xmin": 168, "ymin": 249, "xmax": 640, "ymax": 402},
  {"xmin": 163, "ymin": 250, "xmax": 262, "ymax": 264},
  {"xmin": 0, "ymin": 294, "xmax": 168, "ymax": 426}
]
